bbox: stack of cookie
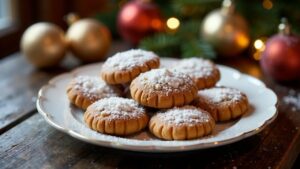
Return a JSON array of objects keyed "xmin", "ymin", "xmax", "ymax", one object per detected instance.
[{"xmin": 66, "ymin": 49, "xmax": 249, "ymax": 140}]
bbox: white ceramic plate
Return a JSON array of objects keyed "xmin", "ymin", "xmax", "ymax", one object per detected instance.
[{"xmin": 37, "ymin": 58, "xmax": 278, "ymax": 152}]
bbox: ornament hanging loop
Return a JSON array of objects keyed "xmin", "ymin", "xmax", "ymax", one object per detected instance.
[
  {"xmin": 222, "ymin": 0, "xmax": 235, "ymax": 14},
  {"xmin": 278, "ymin": 17, "xmax": 291, "ymax": 35}
]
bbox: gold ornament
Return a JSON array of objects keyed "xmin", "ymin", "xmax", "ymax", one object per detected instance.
[
  {"xmin": 201, "ymin": 0, "xmax": 250, "ymax": 57},
  {"xmin": 21, "ymin": 22, "xmax": 67, "ymax": 68},
  {"xmin": 66, "ymin": 16, "xmax": 111, "ymax": 63}
]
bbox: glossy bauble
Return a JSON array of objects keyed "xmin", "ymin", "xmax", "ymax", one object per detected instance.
[
  {"xmin": 117, "ymin": 0, "xmax": 164, "ymax": 45},
  {"xmin": 21, "ymin": 22, "xmax": 67, "ymax": 68},
  {"xmin": 66, "ymin": 19, "xmax": 111, "ymax": 62},
  {"xmin": 201, "ymin": 0, "xmax": 250, "ymax": 57},
  {"xmin": 260, "ymin": 34, "xmax": 300, "ymax": 81}
]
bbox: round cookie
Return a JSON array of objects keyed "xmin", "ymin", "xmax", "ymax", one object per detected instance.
[
  {"xmin": 173, "ymin": 57, "xmax": 220, "ymax": 90},
  {"xmin": 195, "ymin": 87, "xmax": 249, "ymax": 122},
  {"xmin": 130, "ymin": 68, "xmax": 198, "ymax": 108},
  {"xmin": 66, "ymin": 76, "xmax": 122, "ymax": 109},
  {"xmin": 84, "ymin": 97, "xmax": 149, "ymax": 136},
  {"xmin": 101, "ymin": 49, "xmax": 160, "ymax": 84},
  {"xmin": 149, "ymin": 106, "xmax": 215, "ymax": 140}
]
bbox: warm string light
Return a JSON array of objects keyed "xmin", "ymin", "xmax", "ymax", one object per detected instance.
[
  {"xmin": 254, "ymin": 39, "xmax": 265, "ymax": 50},
  {"xmin": 166, "ymin": 17, "xmax": 180, "ymax": 32},
  {"xmin": 254, "ymin": 0, "xmax": 272, "ymax": 60},
  {"xmin": 252, "ymin": 38, "xmax": 266, "ymax": 61}
]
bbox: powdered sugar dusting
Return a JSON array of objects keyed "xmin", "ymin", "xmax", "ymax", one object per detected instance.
[
  {"xmin": 102, "ymin": 49, "xmax": 158, "ymax": 71},
  {"xmin": 71, "ymin": 76, "xmax": 120, "ymax": 99},
  {"xmin": 88, "ymin": 97, "xmax": 146, "ymax": 120},
  {"xmin": 173, "ymin": 58, "xmax": 217, "ymax": 78},
  {"xmin": 157, "ymin": 106, "xmax": 211, "ymax": 125},
  {"xmin": 137, "ymin": 68, "xmax": 195, "ymax": 92},
  {"xmin": 198, "ymin": 87, "xmax": 243, "ymax": 103},
  {"xmin": 40, "ymin": 58, "xmax": 278, "ymax": 151}
]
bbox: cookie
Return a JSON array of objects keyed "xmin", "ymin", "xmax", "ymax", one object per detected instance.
[
  {"xmin": 66, "ymin": 76, "xmax": 122, "ymax": 109},
  {"xmin": 195, "ymin": 87, "xmax": 249, "ymax": 122},
  {"xmin": 130, "ymin": 68, "xmax": 198, "ymax": 108},
  {"xmin": 101, "ymin": 49, "xmax": 160, "ymax": 84},
  {"xmin": 173, "ymin": 57, "xmax": 220, "ymax": 90},
  {"xmin": 149, "ymin": 106, "xmax": 215, "ymax": 140},
  {"xmin": 84, "ymin": 97, "xmax": 149, "ymax": 136}
]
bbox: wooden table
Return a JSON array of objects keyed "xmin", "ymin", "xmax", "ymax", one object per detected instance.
[{"xmin": 1, "ymin": 41, "xmax": 300, "ymax": 169}]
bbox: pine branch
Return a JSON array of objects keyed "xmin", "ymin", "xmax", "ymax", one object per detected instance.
[
  {"xmin": 139, "ymin": 33, "xmax": 181, "ymax": 57},
  {"xmin": 139, "ymin": 18, "xmax": 217, "ymax": 59},
  {"xmin": 126, "ymin": 0, "xmax": 300, "ymax": 59},
  {"xmin": 181, "ymin": 40, "xmax": 216, "ymax": 59}
]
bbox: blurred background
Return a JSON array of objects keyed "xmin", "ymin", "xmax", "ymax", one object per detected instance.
[
  {"xmin": 1, "ymin": 0, "xmax": 300, "ymax": 61},
  {"xmin": 0, "ymin": 0, "xmax": 106, "ymax": 58}
]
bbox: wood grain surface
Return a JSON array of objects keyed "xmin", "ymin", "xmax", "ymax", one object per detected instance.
[
  {"xmin": 0, "ymin": 41, "xmax": 130, "ymax": 133},
  {"xmin": 0, "ymin": 54, "xmax": 76, "ymax": 133},
  {"xmin": 0, "ymin": 111, "xmax": 298, "ymax": 169}
]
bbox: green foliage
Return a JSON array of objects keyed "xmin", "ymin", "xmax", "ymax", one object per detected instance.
[
  {"xmin": 139, "ymin": 33, "xmax": 181, "ymax": 57},
  {"xmin": 177, "ymin": 20, "xmax": 201, "ymax": 39},
  {"xmin": 96, "ymin": 0, "xmax": 300, "ymax": 58},
  {"xmin": 181, "ymin": 40, "xmax": 216, "ymax": 59},
  {"xmin": 141, "ymin": 0, "xmax": 300, "ymax": 58},
  {"xmin": 140, "ymin": 0, "xmax": 224, "ymax": 59},
  {"xmin": 236, "ymin": 0, "xmax": 300, "ymax": 37},
  {"xmin": 139, "ymin": 20, "xmax": 216, "ymax": 59}
]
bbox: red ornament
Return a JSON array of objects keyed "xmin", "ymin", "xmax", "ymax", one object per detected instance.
[
  {"xmin": 260, "ymin": 19, "xmax": 300, "ymax": 81},
  {"xmin": 117, "ymin": 0, "xmax": 164, "ymax": 45}
]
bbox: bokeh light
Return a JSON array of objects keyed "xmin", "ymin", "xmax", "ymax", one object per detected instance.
[
  {"xmin": 254, "ymin": 39, "xmax": 265, "ymax": 50},
  {"xmin": 166, "ymin": 17, "xmax": 180, "ymax": 30},
  {"xmin": 253, "ymin": 38, "xmax": 266, "ymax": 61}
]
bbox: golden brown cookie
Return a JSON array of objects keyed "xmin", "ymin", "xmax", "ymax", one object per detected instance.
[
  {"xmin": 173, "ymin": 57, "xmax": 220, "ymax": 90},
  {"xmin": 66, "ymin": 76, "xmax": 122, "ymax": 109},
  {"xmin": 101, "ymin": 49, "xmax": 160, "ymax": 84},
  {"xmin": 195, "ymin": 87, "xmax": 249, "ymax": 122},
  {"xmin": 149, "ymin": 106, "xmax": 215, "ymax": 140},
  {"xmin": 84, "ymin": 97, "xmax": 149, "ymax": 136},
  {"xmin": 130, "ymin": 68, "xmax": 198, "ymax": 109}
]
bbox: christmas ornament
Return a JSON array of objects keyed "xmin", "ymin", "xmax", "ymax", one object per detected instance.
[
  {"xmin": 260, "ymin": 18, "xmax": 300, "ymax": 81},
  {"xmin": 21, "ymin": 22, "xmax": 66, "ymax": 68},
  {"xmin": 201, "ymin": 0, "xmax": 250, "ymax": 57},
  {"xmin": 117, "ymin": 0, "xmax": 164, "ymax": 45},
  {"xmin": 66, "ymin": 15, "xmax": 111, "ymax": 62}
]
